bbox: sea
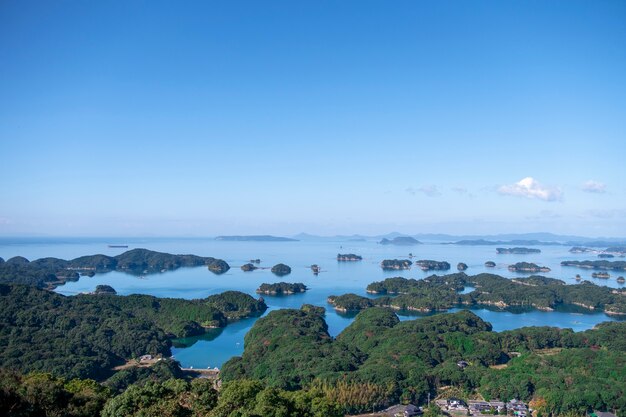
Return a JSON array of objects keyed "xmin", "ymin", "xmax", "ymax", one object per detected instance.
[{"xmin": 1, "ymin": 236, "xmax": 624, "ymax": 370}]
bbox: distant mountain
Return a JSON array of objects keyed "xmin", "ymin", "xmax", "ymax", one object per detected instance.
[
  {"xmin": 453, "ymin": 239, "xmax": 561, "ymax": 246},
  {"xmin": 215, "ymin": 235, "xmax": 298, "ymax": 242},
  {"xmin": 289, "ymin": 232, "xmax": 626, "ymax": 244},
  {"xmin": 379, "ymin": 236, "xmax": 422, "ymax": 246}
]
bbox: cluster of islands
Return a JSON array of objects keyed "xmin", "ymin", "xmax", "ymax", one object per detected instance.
[{"xmin": 1, "ymin": 243, "xmax": 626, "ymax": 417}]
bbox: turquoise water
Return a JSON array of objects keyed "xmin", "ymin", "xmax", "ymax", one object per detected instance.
[{"xmin": 1, "ymin": 237, "xmax": 623, "ymax": 369}]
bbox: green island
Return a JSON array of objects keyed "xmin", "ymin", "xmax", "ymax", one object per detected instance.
[
  {"xmin": 508, "ymin": 262, "xmax": 551, "ymax": 273},
  {"xmin": 221, "ymin": 306, "xmax": 626, "ymax": 416},
  {"xmin": 257, "ymin": 282, "xmax": 308, "ymax": 295},
  {"xmin": 328, "ymin": 273, "xmax": 626, "ymax": 315},
  {"xmin": 337, "ymin": 253, "xmax": 363, "ymax": 261},
  {"xmin": 271, "ymin": 263, "xmax": 292, "ymax": 276},
  {"xmin": 0, "ymin": 284, "xmax": 266, "ymax": 381},
  {"xmin": 0, "ymin": 248, "xmax": 230, "ymax": 288},
  {"xmin": 485, "ymin": 261, "xmax": 496, "ymax": 267},
  {"xmin": 381, "ymin": 259, "xmax": 412, "ymax": 270},
  {"xmin": 457, "ymin": 262, "xmax": 468, "ymax": 271},
  {"xmin": 414, "ymin": 260, "xmax": 451, "ymax": 271},
  {"xmin": 496, "ymin": 247, "xmax": 541, "ymax": 254},
  {"xmin": 241, "ymin": 263, "xmax": 259, "ymax": 271},
  {"xmin": 561, "ymin": 260, "xmax": 626, "ymax": 271}
]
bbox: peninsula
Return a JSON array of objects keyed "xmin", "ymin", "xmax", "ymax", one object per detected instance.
[{"xmin": 0, "ymin": 249, "xmax": 230, "ymax": 289}]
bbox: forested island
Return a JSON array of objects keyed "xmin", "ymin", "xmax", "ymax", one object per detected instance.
[
  {"xmin": 381, "ymin": 259, "xmax": 412, "ymax": 270},
  {"xmin": 379, "ymin": 236, "xmax": 422, "ymax": 245},
  {"xmin": 271, "ymin": 263, "xmax": 292, "ymax": 276},
  {"xmin": 507, "ymin": 262, "xmax": 551, "ymax": 273},
  {"xmin": 241, "ymin": 263, "xmax": 258, "ymax": 271},
  {"xmin": 457, "ymin": 262, "xmax": 468, "ymax": 271},
  {"xmin": 496, "ymin": 247, "xmax": 541, "ymax": 254},
  {"xmin": 337, "ymin": 253, "xmax": 362, "ymax": 261},
  {"xmin": 0, "ymin": 284, "xmax": 267, "ymax": 381},
  {"xmin": 0, "ymin": 249, "xmax": 230, "ymax": 288},
  {"xmin": 257, "ymin": 282, "xmax": 308, "ymax": 295},
  {"xmin": 485, "ymin": 261, "xmax": 496, "ymax": 267},
  {"xmin": 328, "ymin": 273, "xmax": 626, "ymax": 315},
  {"xmin": 561, "ymin": 260, "xmax": 626, "ymax": 271},
  {"xmin": 221, "ymin": 306, "xmax": 626, "ymax": 416},
  {"xmin": 414, "ymin": 259, "xmax": 451, "ymax": 271}
]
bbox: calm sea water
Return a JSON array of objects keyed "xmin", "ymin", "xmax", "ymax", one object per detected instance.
[{"xmin": 1, "ymin": 237, "xmax": 624, "ymax": 369}]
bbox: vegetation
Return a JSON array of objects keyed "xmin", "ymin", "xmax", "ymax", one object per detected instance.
[
  {"xmin": 271, "ymin": 263, "xmax": 292, "ymax": 276},
  {"xmin": 222, "ymin": 307, "xmax": 626, "ymax": 415},
  {"xmin": 414, "ymin": 260, "xmax": 451, "ymax": 271},
  {"xmin": 508, "ymin": 262, "xmax": 551, "ymax": 272},
  {"xmin": 485, "ymin": 261, "xmax": 496, "ymax": 267},
  {"xmin": 207, "ymin": 259, "xmax": 230, "ymax": 274},
  {"xmin": 561, "ymin": 260, "xmax": 626, "ymax": 271},
  {"xmin": 380, "ymin": 259, "xmax": 412, "ymax": 270},
  {"xmin": 457, "ymin": 262, "xmax": 468, "ymax": 271},
  {"xmin": 0, "ymin": 249, "xmax": 229, "ymax": 288},
  {"xmin": 337, "ymin": 253, "xmax": 362, "ymax": 261},
  {"xmin": 0, "ymin": 284, "xmax": 266, "ymax": 380},
  {"xmin": 496, "ymin": 247, "xmax": 541, "ymax": 254},
  {"xmin": 330, "ymin": 273, "xmax": 626, "ymax": 315},
  {"xmin": 257, "ymin": 282, "xmax": 308, "ymax": 295},
  {"xmin": 241, "ymin": 263, "xmax": 258, "ymax": 271},
  {"xmin": 94, "ymin": 285, "xmax": 117, "ymax": 295}
]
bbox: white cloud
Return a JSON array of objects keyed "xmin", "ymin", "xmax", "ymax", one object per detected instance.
[
  {"xmin": 581, "ymin": 180, "xmax": 606, "ymax": 194},
  {"xmin": 498, "ymin": 177, "xmax": 562, "ymax": 202},
  {"xmin": 406, "ymin": 185, "xmax": 441, "ymax": 197}
]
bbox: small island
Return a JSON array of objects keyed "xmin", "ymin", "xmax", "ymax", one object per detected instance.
[
  {"xmin": 241, "ymin": 263, "xmax": 258, "ymax": 272},
  {"xmin": 414, "ymin": 260, "xmax": 451, "ymax": 271},
  {"xmin": 208, "ymin": 259, "xmax": 231, "ymax": 274},
  {"xmin": 256, "ymin": 282, "xmax": 307, "ymax": 295},
  {"xmin": 592, "ymin": 272, "xmax": 610, "ymax": 279},
  {"xmin": 380, "ymin": 259, "xmax": 412, "ymax": 270},
  {"xmin": 337, "ymin": 253, "xmax": 362, "ymax": 261},
  {"xmin": 94, "ymin": 284, "xmax": 117, "ymax": 295},
  {"xmin": 508, "ymin": 262, "xmax": 551, "ymax": 273},
  {"xmin": 618, "ymin": 276, "xmax": 625, "ymax": 283},
  {"xmin": 598, "ymin": 254, "xmax": 615, "ymax": 258},
  {"xmin": 485, "ymin": 261, "xmax": 496, "ymax": 268},
  {"xmin": 379, "ymin": 236, "xmax": 422, "ymax": 246},
  {"xmin": 496, "ymin": 247, "xmax": 541, "ymax": 254},
  {"xmin": 310, "ymin": 264, "xmax": 320, "ymax": 274},
  {"xmin": 271, "ymin": 263, "xmax": 292, "ymax": 276},
  {"xmin": 457, "ymin": 262, "xmax": 468, "ymax": 271}
]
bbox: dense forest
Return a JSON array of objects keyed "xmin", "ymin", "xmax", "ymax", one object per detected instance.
[
  {"xmin": 257, "ymin": 282, "xmax": 308, "ymax": 295},
  {"xmin": 328, "ymin": 273, "xmax": 626, "ymax": 315},
  {"xmin": 0, "ymin": 249, "xmax": 230, "ymax": 288},
  {"xmin": 222, "ymin": 306, "xmax": 626, "ymax": 416},
  {"xmin": 0, "ymin": 284, "xmax": 266, "ymax": 380},
  {"xmin": 561, "ymin": 260, "xmax": 626, "ymax": 271}
]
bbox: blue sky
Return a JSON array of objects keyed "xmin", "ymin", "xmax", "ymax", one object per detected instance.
[{"xmin": 1, "ymin": 1, "xmax": 625, "ymax": 237}]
